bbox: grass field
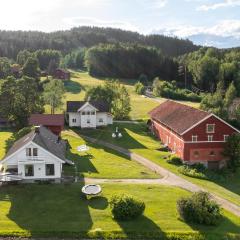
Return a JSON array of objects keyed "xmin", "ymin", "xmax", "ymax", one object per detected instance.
[
  {"xmin": 45, "ymin": 70, "xmax": 200, "ymax": 120},
  {"xmin": 0, "ymin": 183, "xmax": 239, "ymax": 239},
  {"xmin": 62, "ymin": 130, "xmax": 159, "ymax": 179},
  {"xmin": 79, "ymin": 123, "xmax": 240, "ymax": 207},
  {"xmin": 0, "ymin": 130, "xmax": 13, "ymax": 159}
]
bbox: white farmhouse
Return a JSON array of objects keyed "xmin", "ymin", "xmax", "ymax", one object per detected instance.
[
  {"xmin": 67, "ymin": 101, "xmax": 113, "ymax": 128},
  {"xmin": 0, "ymin": 126, "xmax": 73, "ymax": 183}
]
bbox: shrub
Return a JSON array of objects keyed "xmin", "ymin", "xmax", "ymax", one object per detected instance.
[
  {"xmin": 167, "ymin": 155, "xmax": 182, "ymax": 165},
  {"xmin": 178, "ymin": 164, "xmax": 227, "ymax": 182},
  {"xmin": 177, "ymin": 191, "xmax": 221, "ymax": 225},
  {"xmin": 110, "ymin": 194, "xmax": 145, "ymax": 220},
  {"xmin": 134, "ymin": 81, "xmax": 145, "ymax": 95}
]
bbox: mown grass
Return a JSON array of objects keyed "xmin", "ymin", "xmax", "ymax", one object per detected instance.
[
  {"xmin": 0, "ymin": 183, "xmax": 239, "ymax": 239},
  {"xmin": 45, "ymin": 70, "xmax": 199, "ymax": 120},
  {"xmin": 62, "ymin": 130, "xmax": 159, "ymax": 179},
  {"xmin": 0, "ymin": 130, "xmax": 13, "ymax": 159},
  {"xmin": 78, "ymin": 123, "xmax": 240, "ymax": 207}
]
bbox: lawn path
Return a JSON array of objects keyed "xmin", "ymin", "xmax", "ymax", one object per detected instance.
[{"xmin": 81, "ymin": 134, "xmax": 240, "ymax": 217}]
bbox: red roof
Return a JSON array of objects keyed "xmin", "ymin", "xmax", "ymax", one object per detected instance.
[
  {"xmin": 149, "ymin": 100, "xmax": 210, "ymax": 135},
  {"xmin": 29, "ymin": 114, "xmax": 65, "ymax": 127}
]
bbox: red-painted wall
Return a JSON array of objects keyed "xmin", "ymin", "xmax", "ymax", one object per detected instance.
[
  {"xmin": 151, "ymin": 115, "xmax": 238, "ymax": 167},
  {"xmin": 47, "ymin": 125, "xmax": 63, "ymax": 136}
]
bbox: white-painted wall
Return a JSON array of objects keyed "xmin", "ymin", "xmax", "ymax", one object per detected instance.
[
  {"xmin": 1, "ymin": 141, "xmax": 63, "ymax": 180},
  {"xmin": 68, "ymin": 103, "xmax": 113, "ymax": 128}
]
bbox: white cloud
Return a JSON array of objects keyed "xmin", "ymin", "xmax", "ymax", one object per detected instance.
[
  {"xmin": 63, "ymin": 17, "xmax": 140, "ymax": 32},
  {"xmin": 197, "ymin": 0, "xmax": 240, "ymax": 11},
  {"xmin": 152, "ymin": 19, "xmax": 240, "ymax": 38}
]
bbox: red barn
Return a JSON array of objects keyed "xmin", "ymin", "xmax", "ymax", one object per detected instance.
[
  {"xmin": 149, "ymin": 100, "xmax": 240, "ymax": 169},
  {"xmin": 54, "ymin": 68, "xmax": 70, "ymax": 80},
  {"xmin": 29, "ymin": 114, "xmax": 65, "ymax": 136}
]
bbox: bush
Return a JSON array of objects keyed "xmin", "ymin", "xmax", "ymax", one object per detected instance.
[
  {"xmin": 178, "ymin": 164, "xmax": 227, "ymax": 182},
  {"xmin": 167, "ymin": 155, "xmax": 182, "ymax": 165},
  {"xmin": 110, "ymin": 194, "xmax": 145, "ymax": 220},
  {"xmin": 177, "ymin": 191, "xmax": 221, "ymax": 225},
  {"xmin": 134, "ymin": 81, "xmax": 145, "ymax": 95}
]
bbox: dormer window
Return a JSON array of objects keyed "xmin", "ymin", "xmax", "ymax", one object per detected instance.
[
  {"xmin": 192, "ymin": 135, "xmax": 198, "ymax": 142},
  {"xmin": 206, "ymin": 124, "xmax": 215, "ymax": 133}
]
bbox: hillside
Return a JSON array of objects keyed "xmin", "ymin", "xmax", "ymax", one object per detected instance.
[{"xmin": 0, "ymin": 26, "xmax": 199, "ymax": 59}]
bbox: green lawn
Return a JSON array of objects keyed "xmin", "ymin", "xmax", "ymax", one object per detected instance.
[
  {"xmin": 62, "ymin": 130, "xmax": 159, "ymax": 179},
  {"xmin": 0, "ymin": 183, "xmax": 239, "ymax": 239},
  {"xmin": 0, "ymin": 130, "xmax": 13, "ymax": 159},
  {"xmin": 78, "ymin": 123, "xmax": 240, "ymax": 207},
  {"xmin": 45, "ymin": 70, "xmax": 199, "ymax": 120}
]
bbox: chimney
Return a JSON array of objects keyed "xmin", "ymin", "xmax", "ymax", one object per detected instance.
[
  {"xmin": 57, "ymin": 136, "xmax": 62, "ymax": 143},
  {"xmin": 35, "ymin": 126, "xmax": 40, "ymax": 134}
]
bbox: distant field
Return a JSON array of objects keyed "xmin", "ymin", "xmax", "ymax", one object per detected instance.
[{"xmin": 44, "ymin": 70, "xmax": 200, "ymax": 120}]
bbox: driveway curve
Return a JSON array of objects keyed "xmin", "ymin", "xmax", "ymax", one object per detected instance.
[{"xmin": 81, "ymin": 134, "xmax": 240, "ymax": 217}]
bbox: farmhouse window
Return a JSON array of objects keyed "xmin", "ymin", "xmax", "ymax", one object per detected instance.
[
  {"xmin": 33, "ymin": 148, "xmax": 38, "ymax": 156},
  {"xmin": 82, "ymin": 111, "xmax": 85, "ymax": 115},
  {"xmin": 91, "ymin": 111, "xmax": 95, "ymax": 115},
  {"xmin": 206, "ymin": 124, "xmax": 215, "ymax": 133},
  {"xmin": 192, "ymin": 135, "xmax": 198, "ymax": 142},
  {"xmin": 209, "ymin": 151, "xmax": 215, "ymax": 156},
  {"xmin": 208, "ymin": 135, "xmax": 213, "ymax": 142},
  {"xmin": 99, "ymin": 118, "xmax": 103, "ymax": 123},
  {"xmin": 87, "ymin": 111, "xmax": 90, "ymax": 115},
  {"xmin": 46, "ymin": 164, "xmax": 55, "ymax": 176},
  {"xmin": 194, "ymin": 151, "xmax": 199, "ymax": 157},
  {"xmin": 25, "ymin": 164, "xmax": 34, "ymax": 176},
  {"xmin": 72, "ymin": 118, "xmax": 76, "ymax": 123},
  {"xmin": 224, "ymin": 135, "xmax": 229, "ymax": 142},
  {"xmin": 26, "ymin": 148, "xmax": 31, "ymax": 156},
  {"xmin": 87, "ymin": 119, "xmax": 90, "ymax": 124}
]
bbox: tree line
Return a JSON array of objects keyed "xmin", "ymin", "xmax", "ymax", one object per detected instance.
[{"xmin": 0, "ymin": 27, "xmax": 198, "ymax": 59}]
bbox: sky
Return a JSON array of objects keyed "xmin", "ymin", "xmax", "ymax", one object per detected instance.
[{"xmin": 0, "ymin": 0, "xmax": 240, "ymax": 48}]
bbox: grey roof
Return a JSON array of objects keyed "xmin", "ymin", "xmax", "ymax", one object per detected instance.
[
  {"xmin": 67, "ymin": 100, "xmax": 110, "ymax": 113},
  {"xmin": 2, "ymin": 126, "xmax": 72, "ymax": 164}
]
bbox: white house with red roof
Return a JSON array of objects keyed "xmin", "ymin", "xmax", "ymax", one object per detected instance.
[{"xmin": 149, "ymin": 100, "xmax": 240, "ymax": 169}]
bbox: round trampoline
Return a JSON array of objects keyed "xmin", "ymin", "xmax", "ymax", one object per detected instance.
[{"xmin": 82, "ymin": 184, "xmax": 102, "ymax": 197}]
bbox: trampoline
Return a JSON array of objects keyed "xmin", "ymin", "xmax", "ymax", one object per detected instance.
[{"xmin": 82, "ymin": 184, "xmax": 102, "ymax": 198}]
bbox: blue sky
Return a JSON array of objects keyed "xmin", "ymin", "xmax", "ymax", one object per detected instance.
[{"xmin": 0, "ymin": 0, "xmax": 240, "ymax": 47}]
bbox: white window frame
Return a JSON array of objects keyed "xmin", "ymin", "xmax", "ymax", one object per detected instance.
[
  {"xmin": 26, "ymin": 148, "xmax": 32, "ymax": 156},
  {"xmin": 192, "ymin": 135, "xmax": 198, "ymax": 142},
  {"xmin": 224, "ymin": 135, "xmax": 229, "ymax": 142},
  {"xmin": 208, "ymin": 135, "xmax": 213, "ymax": 142},
  {"xmin": 206, "ymin": 124, "xmax": 215, "ymax": 133},
  {"xmin": 72, "ymin": 118, "xmax": 76, "ymax": 123}
]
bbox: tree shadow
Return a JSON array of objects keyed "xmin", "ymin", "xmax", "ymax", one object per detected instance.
[
  {"xmin": 1, "ymin": 183, "xmax": 93, "ymax": 237},
  {"xmin": 179, "ymin": 214, "xmax": 240, "ymax": 236},
  {"xmin": 64, "ymin": 80, "xmax": 84, "ymax": 94},
  {"xmin": 114, "ymin": 215, "xmax": 166, "ymax": 239},
  {"xmin": 77, "ymin": 124, "xmax": 148, "ymax": 150},
  {"xmin": 64, "ymin": 146, "xmax": 98, "ymax": 178},
  {"xmin": 88, "ymin": 196, "xmax": 108, "ymax": 210}
]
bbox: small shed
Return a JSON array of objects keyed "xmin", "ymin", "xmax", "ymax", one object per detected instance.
[
  {"xmin": 29, "ymin": 114, "xmax": 65, "ymax": 136},
  {"xmin": 54, "ymin": 69, "xmax": 70, "ymax": 80}
]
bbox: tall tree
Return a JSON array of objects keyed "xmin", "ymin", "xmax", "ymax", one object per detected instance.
[
  {"xmin": 22, "ymin": 57, "xmax": 40, "ymax": 79},
  {"xmin": 224, "ymin": 82, "xmax": 237, "ymax": 108},
  {"xmin": 0, "ymin": 76, "xmax": 44, "ymax": 128},
  {"xmin": 43, "ymin": 79, "xmax": 65, "ymax": 114}
]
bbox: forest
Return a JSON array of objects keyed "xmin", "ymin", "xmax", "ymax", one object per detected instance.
[{"xmin": 1, "ymin": 26, "xmax": 240, "ymax": 128}]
